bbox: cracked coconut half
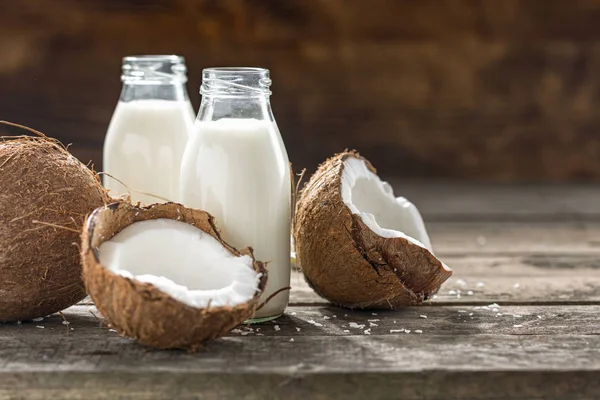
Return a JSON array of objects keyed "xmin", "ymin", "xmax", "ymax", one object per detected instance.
[
  {"xmin": 81, "ymin": 202, "xmax": 267, "ymax": 350},
  {"xmin": 294, "ymin": 151, "xmax": 452, "ymax": 309}
]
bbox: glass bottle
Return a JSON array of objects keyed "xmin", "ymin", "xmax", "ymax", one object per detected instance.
[
  {"xmin": 103, "ymin": 55, "xmax": 195, "ymax": 205},
  {"xmin": 180, "ymin": 67, "xmax": 291, "ymax": 321}
]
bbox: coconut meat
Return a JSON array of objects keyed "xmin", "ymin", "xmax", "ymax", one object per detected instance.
[
  {"xmin": 98, "ymin": 219, "xmax": 261, "ymax": 309},
  {"xmin": 341, "ymin": 157, "xmax": 433, "ymax": 251}
]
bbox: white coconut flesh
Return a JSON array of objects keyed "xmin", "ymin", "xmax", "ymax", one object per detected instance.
[
  {"xmin": 98, "ymin": 219, "xmax": 261, "ymax": 309},
  {"xmin": 341, "ymin": 157, "xmax": 434, "ymax": 252}
]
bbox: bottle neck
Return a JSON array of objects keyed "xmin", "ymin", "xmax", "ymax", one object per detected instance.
[
  {"xmin": 120, "ymin": 82, "xmax": 191, "ymax": 102},
  {"xmin": 197, "ymin": 67, "xmax": 274, "ymax": 122},
  {"xmin": 197, "ymin": 95, "xmax": 273, "ymax": 122},
  {"xmin": 119, "ymin": 55, "xmax": 190, "ymax": 102}
]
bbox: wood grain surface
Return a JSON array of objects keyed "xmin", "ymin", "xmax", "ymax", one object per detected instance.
[
  {"xmin": 1, "ymin": 0, "xmax": 600, "ymax": 181},
  {"xmin": 2, "ymin": 184, "xmax": 600, "ymax": 399}
]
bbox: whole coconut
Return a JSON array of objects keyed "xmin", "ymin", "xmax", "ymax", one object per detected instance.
[{"xmin": 0, "ymin": 129, "xmax": 109, "ymax": 322}]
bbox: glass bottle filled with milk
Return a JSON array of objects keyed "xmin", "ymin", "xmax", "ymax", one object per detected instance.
[
  {"xmin": 103, "ymin": 55, "xmax": 195, "ymax": 204},
  {"xmin": 180, "ymin": 67, "xmax": 291, "ymax": 321}
]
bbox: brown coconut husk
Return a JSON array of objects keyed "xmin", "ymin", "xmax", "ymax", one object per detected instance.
[
  {"xmin": 294, "ymin": 150, "xmax": 452, "ymax": 309},
  {"xmin": 81, "ymin": 202, "xmax": 268, "ymax": 351},
  {"xmin": 0, "ymin": 129, "xmax": 109, "ymax": 322}
]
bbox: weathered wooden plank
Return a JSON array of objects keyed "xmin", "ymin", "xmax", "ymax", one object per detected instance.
[
  {"xmin": 387, "ymin": 183, "xmax": 600, "ymax": 221},
  {"xmin": 1, "ymin": 305, "xmax": 599, "ymax": 399},
  {"xmin": 290, "ymin": 220, "xmax": 600, "ymax": 305},
  {"xmin": 2, "ymin": 370, "xmax": 599, "ymax": 400},
  {"xmin": 429, "ymin": 222, "xmax": 600, "ymax": 255},
  {"xmin": 76, "ymin": 252, "xmax": 600, "ymax": 307},
  {"xmin": 290, "ymin": 250, "xmax": 600, "ymax": 306},
  {"xmin": 6, "ymin": 304, "xmax": 599, "ymax": 338}
]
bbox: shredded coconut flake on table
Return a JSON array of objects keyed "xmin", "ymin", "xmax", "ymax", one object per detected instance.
[
  {"xmin": 419, "ymin": 315, "xmax": 427, "ymax": 319},
  {"xmin": 296, "ymin": 327, "xmax": 301, "ymax": 332},
  {"xmin": 36, "ymin": 326, "xmax": 44, "ymax": 329},
  {"xmin": 323, "ymin": 316, "xmax": 330, "ymax": 320},
  {"xmin": 476, "ymin": 282, "xmax": 485, "ymax": 288},
  {"xmin": 349, "ymin": 322, "xmax": 366, "ymax": 329},
  {"xmin": 514, "ymin": 324, "xmax": 523, "ymax": 328},
  {"xmin": 274, "ymin": 325, "xmax": 281, "ymax": 331},
  {"xmin": 32, "ymin": 317, "xmax": 43, "ymax": 322},
  {"xmin": 289, "ymin": 338, "xmax": 294, "ymax": 342},
  {"xmin": 467, "ymin": 290, "xmax": 474, "ymax": 296},
  {"xmin": 62, "ymin": 321, "xmax": 70, "ymax": 325},
  {"xmin": 513, "ymin": 315, "xmax": 522, "ymax": 318},
  {"xmin": 390, "ymin": 329, "xmax": 404, "ymax": 333},
  {"xmin": 343, "ymin": 330, "xmax": 350, "ymax": 333},
  {"xmin": 405, "ymin": 330, "xmax": 411, "ymax": 334},
  {"xmin": 364, "ymin": 329, "xmax": 371, "ymax": 335},
  {"xmin": 415, "ymin": 330, "xmax": 423, "ymax": 334},
  {"xmin": 456, "ymin": 279, "xmax": 467, "ymax": 286},
  {"xmin": 448, "ymin": 290, "xmax": 457, "ymax": 295},
  {"xmin": 307, "ymin": 320, "xmax": 323, "ymax": 327},
  {"xmin": 369, "ymin": 322, "xmax": 378, "ymax": 327},
  {"xmin": 371, "ymin": 313, "xmax": 378, "ymax": 316}
]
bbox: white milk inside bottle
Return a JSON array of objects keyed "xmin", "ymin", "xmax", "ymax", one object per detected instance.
[
  {"xmin": 103, "ymin": 55, "xmax": 194, "ymax": 205},
  {"xmin": 180, "ymin": 68, "xmax": 291, "ymax": 321}
]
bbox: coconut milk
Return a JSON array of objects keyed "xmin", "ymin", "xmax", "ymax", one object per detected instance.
[
  {"xmin": 180, "ymin": 118, "xmax": 291, "ymax": 319},
  {"xmin": 103, "ymin": 100, "xmax": 194, "ymax": 204}
]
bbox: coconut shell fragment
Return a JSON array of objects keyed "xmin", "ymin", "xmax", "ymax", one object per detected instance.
[
  {"xmin": 0, "ymin": 133, "xmax": 109, "ymax": 322},
  {"xmin": 81, "ymin": 202, "xmax": 268, "ymax": 350},
  {"xmin": 294, "ymin": 150, "xmax": 452, "ymax": 309}
]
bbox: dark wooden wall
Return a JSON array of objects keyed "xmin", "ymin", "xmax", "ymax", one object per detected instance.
[{"xmin": 1, "ymin": 0, "xmax": 600, "ymax": 181}]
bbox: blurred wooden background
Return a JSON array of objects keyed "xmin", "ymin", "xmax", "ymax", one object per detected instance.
[{"xmin": 1, "ymin": 0, "xmax": 600, "ymax": 181}]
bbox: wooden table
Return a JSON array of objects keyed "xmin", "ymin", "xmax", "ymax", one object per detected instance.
[{"xmin": 1, "ymin": 184, "xmax": 599, "ymax": 400}]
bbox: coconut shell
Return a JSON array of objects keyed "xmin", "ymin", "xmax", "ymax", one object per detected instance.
[
  {"xmin": 0, "ymin": 136, "xmax": 109, "ymax": 322},
  {"xmin": 294, "ymin": 150, "xmax": 452, "ymax": 309},
  {"xmin": 81, "ymin": 202, "xmax": 268, "ymax": 350}
]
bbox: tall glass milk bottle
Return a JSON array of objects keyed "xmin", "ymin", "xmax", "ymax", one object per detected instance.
[
  {"xmin": 180, "ymin": 68, "xmax": 291, "ymax": 321},
  {"xmin": 103, "ymin": 55, "xmax": 195, "ymax": 204}
]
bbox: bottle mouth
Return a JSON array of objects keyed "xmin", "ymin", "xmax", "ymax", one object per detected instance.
[
  {"xmin": 200, "ymin": 67, "xmax": 272, "ymax": 97},
  {"xmin": 122, "ymin": 55, "xmax": 188, "ymax": 83}
]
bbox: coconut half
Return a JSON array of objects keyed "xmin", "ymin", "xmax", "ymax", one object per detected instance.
[
  {"xmin": 294, "ymin": 150, "xmax": 452, "ymax": 309},
  {"xmin": 81, "ymin": 202, "xmax": 267, "ymax": 350}
]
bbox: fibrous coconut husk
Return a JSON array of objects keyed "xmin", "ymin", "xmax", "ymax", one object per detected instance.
[
  {"xmin": 0, "ymin": 133, "xmax": 109, "ymax": 322},
  {"xmin": 81, "ymin": 202, "xmax": 268, "ymax": 351},
  {"xmin": 294, "ymin": 150, "xmax": 452, "ymax": 309}
]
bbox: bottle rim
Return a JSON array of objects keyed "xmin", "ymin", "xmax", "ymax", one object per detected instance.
[
  {"xmin": 122, "ymin": 55, "xmax": 187, "ymax": 83},
  {"xmin": 123, "ymin": 55, "xmax": 185, "ymax": 63},
  {"xmin": 201, "ymin": 67, "xmax": 271, "ymax": 97}
]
